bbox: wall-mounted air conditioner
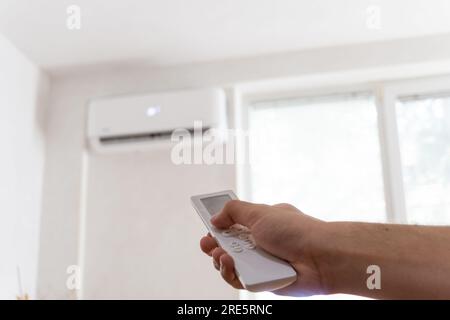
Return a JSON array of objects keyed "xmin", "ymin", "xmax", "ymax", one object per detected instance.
[{"xmin": 87, "ymin": 88, "xmax": 227, "ymax": 153}]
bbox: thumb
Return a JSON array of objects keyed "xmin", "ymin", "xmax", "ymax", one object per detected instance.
[{"xmin": 210, "ymin": 200, "xmax": 264, "ymax": 229}]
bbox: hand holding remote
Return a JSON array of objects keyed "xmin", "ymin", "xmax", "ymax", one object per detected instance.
[
  {"xmin": 201, "ymin": 199, "xmax": 450, "ymax": 299},
  {"xmin": 200, "ymin": 200, "xmax": 330, "ymax": 296}
]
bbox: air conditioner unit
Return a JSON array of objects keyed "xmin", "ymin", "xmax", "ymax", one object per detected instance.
[{"xmin": 87, "ymin": 88, "xmax": 227, "ymax": 153}]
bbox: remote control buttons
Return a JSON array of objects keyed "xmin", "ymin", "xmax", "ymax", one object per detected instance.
[
  {"xmin": 230, "ymin": 224, "xmax": 251, "ymax": 235},
  {"xmin": 231, "ymin": 225, "xmax": 246, "ymax": 232},
  {"xmin": 232, "ymin": 247, "xmax": 243, "ymax": 253},
  {"xmin": 230, "ymin": 241, "xmax": 240, "ymax": 248},
  {"xmin": 222, "ymin": 230, "xmax": 235, "ymax": 237},
  {"xmin": 223, "ymin": 226, "xmax": 255, "ymax": 252},
  {"xmin": 229, "ymin": 241, "xmax": 243, "ymax": 253},
  {"xmin": 238, "ymin": 233, "xmax": 249, "ymax": 240}
]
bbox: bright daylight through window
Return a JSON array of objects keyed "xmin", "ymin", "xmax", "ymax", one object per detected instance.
[
  {"xmin": 396, "ymin": 94, "xmax": 450, "ymax": 225},
  {"xmin": 248, "ymin": 93, "xmax": 386, "ymax": 223},
  {"xmin": 246, "ymin": 92, "xmax": 385, "ymax": 299}
]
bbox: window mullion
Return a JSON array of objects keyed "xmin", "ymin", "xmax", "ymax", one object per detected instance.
[{"xmin": 376, "ymin": 85, "xmax": 408, "ymax": 224}]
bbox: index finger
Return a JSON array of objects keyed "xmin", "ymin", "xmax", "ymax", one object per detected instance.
[{"xmin": 210, "ymin": 200, "xmax": 265, "ymax": 229}]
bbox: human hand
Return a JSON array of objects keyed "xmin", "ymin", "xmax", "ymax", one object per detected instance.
[{"xmin": 199, "ymin": 200, "xmax": 332, "ymax": 296}]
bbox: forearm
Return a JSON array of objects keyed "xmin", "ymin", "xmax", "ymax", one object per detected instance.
[{"xmin": 314, "ymin": 221, "xmax": 450, "ymax": 299}]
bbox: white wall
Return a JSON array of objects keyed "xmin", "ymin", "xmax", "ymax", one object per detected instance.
[
  {"xmin": 38, "ymin": 34, "xmax": 450, "ymax": 299},
  {"xmin": 37, "ymin": 65, "xmax": 241, "ymax": 299},
  {"xmin": 82, "ymin": 153, "xmax": 236, "ymax": 299},
  {"xmin": 0, "ymin": 34, "xmax": 49, "ymax": 299}
]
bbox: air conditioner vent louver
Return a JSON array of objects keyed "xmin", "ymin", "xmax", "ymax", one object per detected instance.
[{"xmin": 99, "ymin": 127, "xmax": 211, "ymax": 145}]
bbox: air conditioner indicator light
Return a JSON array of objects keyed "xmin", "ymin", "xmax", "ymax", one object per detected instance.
[{"xmin": 146, "ymin": 106, "xmax": 161, "ymax": 117}]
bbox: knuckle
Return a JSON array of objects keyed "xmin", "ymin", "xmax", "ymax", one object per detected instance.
[
  {"xmin": 248, "ymin": 204, "xmax": 264, "ymax": 217},
  {"xmin": 223, "ymin": 200, "xmax": 240, "ymax": 213},
  {"xmin": 212, "ymin": 248, "xmax": 221, "ymax": 258},
  {"xmin": 223, "ymin": 274, "xmax": 233, "ymax": 284},
  {"xmin": 274, "ymin": 202, "xmax": 296, "ymax": 210}
]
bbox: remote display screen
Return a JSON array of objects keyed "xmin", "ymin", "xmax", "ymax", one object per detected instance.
[{"xmin": 201, "ymin": 195, "xmax": 232, "ymax": 216}]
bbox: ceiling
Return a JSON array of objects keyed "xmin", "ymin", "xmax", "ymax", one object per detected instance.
[{"xmin": 1, "ymin": 0, "xmax": 450, "ymax": 72}]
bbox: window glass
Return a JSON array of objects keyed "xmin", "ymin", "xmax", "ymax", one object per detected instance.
[
  {"xmin": 248, "ymin": 93, "xmax": 386, "ymax": 223},
  {"xmin": 396, "ymin": 94, "xmax": 450, "ymax": 225}
]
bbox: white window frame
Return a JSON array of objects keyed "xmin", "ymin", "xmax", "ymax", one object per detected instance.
[
  {"xmin": 234, "ymin": 82, "xmax": 401, "ymax": 223},
  {"xmin": 231, "ymin": 73, "xmax": 450, "ymax": 299},
  {"xmin": 382, "ymin": 75, "xmax": 450, "ymax": 223}
]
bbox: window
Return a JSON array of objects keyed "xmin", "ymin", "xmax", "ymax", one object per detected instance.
[
  {"xmin": 244, "ymin": 91, "xmax": 384, "ymax": 300},
  {"xmin": 238, "ymin": 76, "xmax": 450, "ymax": 299},
  {"xmin": 396, "ymin": 94, "xmax": 450, "ymax": 225},
  {"xmin": 248, "ymin": 92, "xmax": 386, "ymax": 222}
]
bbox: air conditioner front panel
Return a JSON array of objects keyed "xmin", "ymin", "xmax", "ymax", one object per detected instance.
[
  {"xmin": 88, "ymin": 88, "xmax": 225, "ymax": 138},
  {"xmin": 87, "ymin": 88, "xmax": 227, "ymax": 151}
]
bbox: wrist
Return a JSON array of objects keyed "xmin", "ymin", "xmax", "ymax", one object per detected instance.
[
  {"xmin": 312, "ymin": 221, "xmax": 392, "ymax": 297},
  {"xmin": 309, "ymin": 221, "xmax": 359, "ymax": 295}
]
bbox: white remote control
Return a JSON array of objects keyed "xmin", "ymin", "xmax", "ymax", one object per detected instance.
[{"xmin": 191, "ymin": 190, "xmax": 297, "ymax": 292}]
